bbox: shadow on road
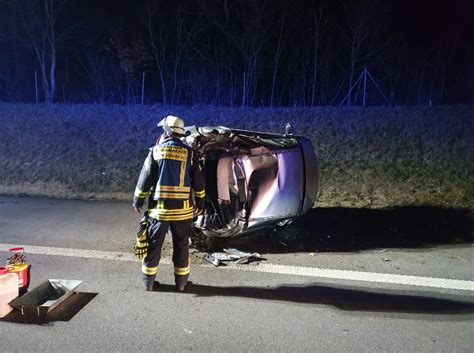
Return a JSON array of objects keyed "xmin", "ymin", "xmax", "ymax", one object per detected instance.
[
  {"xmin": 222, "ymin": 206, "xmax": 473, "ymax": 253},
  {"xmin": 154, "ymin": 282, "xmax": 474, "ymax": 316}
]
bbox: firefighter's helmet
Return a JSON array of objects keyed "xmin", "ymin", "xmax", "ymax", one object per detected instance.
[{"xmin": 157, "ymin": 115, "xmax": 186, "ymax": 136}]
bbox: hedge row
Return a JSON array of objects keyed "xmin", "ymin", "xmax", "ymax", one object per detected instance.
[{"xmin": 0, "ymin": 103, "xmax": 472, "ymax": 209}]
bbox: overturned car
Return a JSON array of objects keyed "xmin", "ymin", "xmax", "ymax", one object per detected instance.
[{"xmin": 183, "ymin": 125, "xmax": 319, "ymax": 244}]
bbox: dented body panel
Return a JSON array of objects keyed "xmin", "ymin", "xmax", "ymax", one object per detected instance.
[{"xmin": 184, "ymin": 126, "xmax": 319, "ymax": 239}]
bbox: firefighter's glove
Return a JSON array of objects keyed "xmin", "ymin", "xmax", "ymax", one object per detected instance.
[{"xmin": 134, "ymin": 215, "xmax": 149, "ymax": 260}]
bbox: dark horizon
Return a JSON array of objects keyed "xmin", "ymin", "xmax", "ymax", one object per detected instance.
[{"xmin": 0, "ymin": 0, "xmax": 472, "ymax": 106}]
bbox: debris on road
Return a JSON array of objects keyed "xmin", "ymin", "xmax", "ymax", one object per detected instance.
[
  {"xmin": 203, "ymin": 253, "xmax": 221, "ymax": 267},
  {"xmin": 203, "ymin": 248, "xmax": 266, "ymax": 267}
]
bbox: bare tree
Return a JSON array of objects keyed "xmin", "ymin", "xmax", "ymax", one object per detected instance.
[
  {"xmin": 105, "ymin": 35, "xmax": 152, "ymax": 104},
  {"xmin": 16, "ymin": 0, "xmax": 69, "ymax": 103},
  {"xmin": 340, "ymin": 0, "xmax": 385, "ymax": 106},
  {"xmin": 200, "ymin": 0, "xmax": 272, "ymax": 107},
  {"xmin": 78, "ymin": 44, "xmax": 124, "ymax": 103},
  {"xmin": 310, "ymin": 2, "xmax": 327, "ymax": 106},
  {"xmin": 269, "ymin": 1, "xmax": 287, "ymax": 108},
  {"xmin": 144, "ymin": 0, "xmax": 168, "ymax": 104},
  {"xmin": 170, "ymin": 2, "xmax": 198, "ymax": 105}
]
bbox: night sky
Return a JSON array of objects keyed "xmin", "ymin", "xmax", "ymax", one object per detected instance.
[{"xmin": 0, "ymin": 0, "xmax": 472, "ymax": 105}]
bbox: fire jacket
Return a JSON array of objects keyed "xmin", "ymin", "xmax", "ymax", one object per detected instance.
[{"xmin": 133, "ymin": 136, "xmax": 205, "ymax": 221}]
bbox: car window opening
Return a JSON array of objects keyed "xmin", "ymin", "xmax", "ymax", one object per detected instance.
[{"xmin": 194, "ymin": 130, "xmax": 283, "ymax": 233}]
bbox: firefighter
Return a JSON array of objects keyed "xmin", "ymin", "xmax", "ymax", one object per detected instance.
[{"xmin": 133, "ymin": 115, "xmax": 205, "ymax": 292}]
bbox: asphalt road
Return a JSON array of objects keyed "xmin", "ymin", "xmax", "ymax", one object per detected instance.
[{"xmin": 0, "ymin": 196, "xmax": 473, "ymax": 352}]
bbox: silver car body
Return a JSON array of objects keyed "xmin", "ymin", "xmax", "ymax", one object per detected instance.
[{"xmin": 184, "ymin": 125, "xmax": 319, "ymax": 238}]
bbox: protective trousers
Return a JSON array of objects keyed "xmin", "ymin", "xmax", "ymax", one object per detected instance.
[{"xmin": 141, "ymin": 218, "xmax": 191, "ymax": 281}]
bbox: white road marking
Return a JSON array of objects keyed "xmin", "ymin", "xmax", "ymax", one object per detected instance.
[
  {"xmin": 0, "ymin": 243, "xmax": 171, "ymax": 265},
  {"xmin": 1, "ymin": 243, "xmax": 473, "ymax": 292}
]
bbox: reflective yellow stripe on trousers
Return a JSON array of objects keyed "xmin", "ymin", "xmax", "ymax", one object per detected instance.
[
  {"xmin": 174, "ymin": 261, "xmax": 190, "ymax": 276},
  {"xmin": 142, "ymin": 264, "xmax": 158, "ymax": 275}
]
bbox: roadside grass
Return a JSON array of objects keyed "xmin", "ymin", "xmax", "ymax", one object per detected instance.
[{"xmin": 0, "ymin": 103, "xmax": 472, "ymax": 209}]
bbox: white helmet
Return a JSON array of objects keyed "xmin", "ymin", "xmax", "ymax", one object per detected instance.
[{"xmin": 157, "ymin": 115, "xmax": 186, "ymax": 136}]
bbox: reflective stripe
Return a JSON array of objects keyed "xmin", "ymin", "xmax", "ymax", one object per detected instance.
[
  {"xmin": 154, "ymin": 146, "xmax": 188, "ymax": 161},
  {"xmin": 174, "ymin": 265, "xmax": 190, "ymax": 276},
  {"xmin": 148, "ymin": 210, "xmax": 193, "ymax": 219},
  {"xmin": 150, "ymin": 213, "xmax": 194, "ymax": 221},
  {"xmin": 156, "ymin": 185, "xmax": 191, "ymax": 192},
  {"xmin": 179, "ymin": 149, "xmax": 188, "ymax": 186},
  {"xmin": 150, "ymin": 207, "xmax": 193, "ymax": 214},
  {"xmin": 154, "ymin": 192, "xmax": 190, "ymax": 199},
  {"xmin": 134, "ymin": 188, "xmax": 148, "ymax": 198},
  {"xmin": 148, "ymin": 200, "xmax": 194, "ymax": 220},
  {"xmin": 194, "ymin": 190, "xmax": 205, "ymax": 198},
  {"xmin": 142, "ymin": 264, "xmax": 158, "ymax": 275}
]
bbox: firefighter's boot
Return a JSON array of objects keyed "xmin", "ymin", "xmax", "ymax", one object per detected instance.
[
  {"xmin": 143, "ymin": 274, "xmax": 156, "ymax": 291},
  {"xmin": 175, "ymin": 274, "xmax": 189, "ymax": 292}
]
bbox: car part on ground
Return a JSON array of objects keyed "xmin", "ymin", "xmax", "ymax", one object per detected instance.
[{"xmin": 203, "ymin": 248, "xmax": 266, "ymax": 267}]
